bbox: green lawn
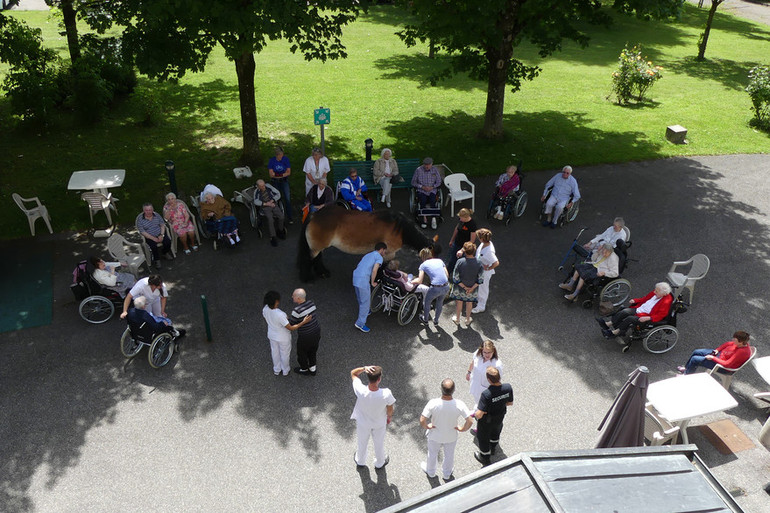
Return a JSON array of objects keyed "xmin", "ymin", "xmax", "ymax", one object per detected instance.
[{"xmin": 1, "ymin": 5, "xmax": 768, "ymax": 239}]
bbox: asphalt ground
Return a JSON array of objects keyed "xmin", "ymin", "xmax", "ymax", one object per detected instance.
[{"xmin": 2, "ymin": 154, "xmax": 770, "ymax": 512}]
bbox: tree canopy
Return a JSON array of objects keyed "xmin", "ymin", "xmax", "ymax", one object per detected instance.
[{"xmin": 398, "ymin": 0, "xmax": 683, "ymax": 139}]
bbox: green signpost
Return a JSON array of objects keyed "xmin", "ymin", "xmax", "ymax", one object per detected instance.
[{"xmin": 314, "ymin": 107, "xmax": 330, "ymax": 155}]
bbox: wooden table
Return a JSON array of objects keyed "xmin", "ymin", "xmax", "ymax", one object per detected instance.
[{"xmin": 647, "ymin": 373, "xmax": 738, "ymax": 444}]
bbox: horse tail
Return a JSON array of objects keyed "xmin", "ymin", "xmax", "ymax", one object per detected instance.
[{"xmin": 298, "ymin": 217, "xmax": 314, "ymax": 281}]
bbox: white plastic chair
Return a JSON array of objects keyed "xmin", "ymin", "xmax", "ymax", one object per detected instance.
[
  {"xmin": 644, "ymin": 404, "xmax": 680, "ymax": 445},
  {"xmin": 708, "ymin": 346, "xmax": 757, "ymax": 390},
  {"xmin": 666, "ymin": 254, "xmax": 710, "ymax": 303},
  {"xmin": 81, "ymin": 191, "xmax": 118, "ymax": 225},
  {"xmin": 443, "ymin": 172, "xmax": 475, "ymax": 217},
  {"xmin": 106, "ymin": 233, "xmax": 147, "ymax": 276},
  {"xmin": 12, "ymin": 193, "xmax": 53, "ymax": 236}
]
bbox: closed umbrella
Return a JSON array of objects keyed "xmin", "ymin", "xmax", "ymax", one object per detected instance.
[{"xmin": 596, "ymin": 366, "xmax": 649, "ymax": 448}]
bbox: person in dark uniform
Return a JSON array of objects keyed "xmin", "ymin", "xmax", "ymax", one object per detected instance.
[
  {"xmin": 290, "ymin": 288, "xmax": 321, "ymax": 376},
  {"xmin": 473, "ymin": 367, "xmax": 513, "ymax": 466}
]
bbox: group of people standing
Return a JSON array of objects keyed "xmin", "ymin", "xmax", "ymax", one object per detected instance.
[{"xmin": 350, "ymin": 340, "xmax": 512, "ymax": 478}]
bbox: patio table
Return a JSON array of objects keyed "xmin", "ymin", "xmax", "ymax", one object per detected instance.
[
  {"xmin": 67, "ymin": 169, "xmax": 126, "ymax": 195},
  {"xmin": 647, "ymin": 373, "xmax": 738, "ymax": 444}
]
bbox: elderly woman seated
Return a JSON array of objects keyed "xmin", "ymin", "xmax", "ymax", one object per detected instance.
[
  {"xmin": 89, "ymin": 256, "xmax": 137, "ymax": 297},
  {"xmin": 305, "ymin": 177, "xmax": 335, "ymax": 213},
  {"xmin": 200, "ymin": 185, "xmax": 240, "ymax": 245},
  {"xmin": 597, "ymin": 282, "xmax": 673, "ymax": 338},
  {"xmin": 559, "ymin": 243, "xmax": 619, "ymax": 301},
  {"xmin": 163, "ymin": 192, "xmax": 198, "ymax": 254},
  {"xmin": 575, "ymin": 217, "xmax": 627, "ymax": 258}
]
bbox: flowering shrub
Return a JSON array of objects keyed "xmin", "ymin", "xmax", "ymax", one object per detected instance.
[
  {"xmin": 610, "ymin": 44, "xmax": 663, "ymax": 105},
  {"xmin": 747, "ymin": 65, "xmax": 770, "ymax": 131}
]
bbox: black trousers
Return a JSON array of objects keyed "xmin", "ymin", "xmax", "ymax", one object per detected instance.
[
  {"xmin": 477, "ymin": 414, "xmax": 505, "ymax": 456},
  {"xmin": 145, "ymin": 234, "xmax": 171, "ymax": 261},
  {"xmin": 297, "ymin": 333, "xmax": 320, "ymax": 370},
  {"xmin": 611, "ymin": 307, "xmax": 641, "ymax": 333}
]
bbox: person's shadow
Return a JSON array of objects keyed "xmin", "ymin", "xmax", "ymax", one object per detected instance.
[{"xmin": 357, "ymin": 466, "xmax": 401, "ymax": 512}]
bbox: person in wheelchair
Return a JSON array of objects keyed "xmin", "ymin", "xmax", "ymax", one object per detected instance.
[
  {"xmin": 490, "ymin": 165, "xmax": 521, "ymax": 220},
  {"xmin": 305, "ymin": 178, "xmax": 335, "ymax": 213},
  {"xmin": 200, "ymin": 185, "xmax": 240, "ymax": 245},
  {"xmin": 383, "ymin": 260, "xmax": 416, "ymax": 293},
  {"xmin": 340, "ymin": 168, "xmax": 372, "ymax": 212},
  {"xmin": 411, "ymin": 157, "xmax": 442, "ymax": 229},
  {"xmin": 560, "ymin": 243, "xmax": 618, "ymax": 302},
  {"xmin": 89, "ymin": 256, "xmax": 136, "ymax": 297},
  {"xmin": 127, "ymin": 295, "xmax": 185, "ymax": 340},
  {"xmin": 597, "ymin": 282, "xmax": 673, "ymax": 339},
  {"xmin": 576, "ymin": 217, "xmax": 628, "ymax": 258},
  {"xmin": 255, "ymin": 179, "xmax": 286, "ymax": 247},
  {"xmin": 541, "ymin": 165, "xmax": 580, "ymax": 228}
]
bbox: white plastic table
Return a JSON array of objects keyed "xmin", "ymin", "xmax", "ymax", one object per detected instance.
[
  {"xmin": 753, "ymin": 356, "xmax": 770, "ymax": 385},
  {"xmin": 647, "ymin": 373, "xmax": 738, "ymax": 444},
  {"xmin": 67, "ymin": 169, "xmax": 126, "ymax": 194}
]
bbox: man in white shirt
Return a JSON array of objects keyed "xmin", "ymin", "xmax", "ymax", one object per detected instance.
[
  {"xmin": 351, "ymin": 365, "xmax": 396, "ymax": 469},
  {"xmin": 419, "ymin": 378, "xmax": 473, "ymax": 480}
]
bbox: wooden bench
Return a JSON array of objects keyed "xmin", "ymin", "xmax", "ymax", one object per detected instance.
[{"xmin": 331, "ymin": 158, "xmax": 422, "ymax": 200}]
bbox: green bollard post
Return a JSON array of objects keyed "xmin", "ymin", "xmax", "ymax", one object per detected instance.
[{"xmin": 201, "ymin": 294, "xmax": 212, "ymax": 341}]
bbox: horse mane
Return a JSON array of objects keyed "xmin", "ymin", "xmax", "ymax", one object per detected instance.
[{"xmin": 376, "ymin": 210, "xmax": 432, "ymax": 251}]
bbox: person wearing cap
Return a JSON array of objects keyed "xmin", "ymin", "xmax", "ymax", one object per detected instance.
[
  {"xmin": 411, "ymin": 157, "xmax": 442, "ymax": 229},
  {"xmin": 541, "ymin": 165, "xmax": 580, "ymax": 228}
]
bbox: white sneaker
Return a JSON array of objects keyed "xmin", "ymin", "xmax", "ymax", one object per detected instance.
[{"xmin": 431, "ymin": 218, "xmax": 437, "ymax": 229}]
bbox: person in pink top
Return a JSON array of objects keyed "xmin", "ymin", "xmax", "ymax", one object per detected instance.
[{"xmin": 678, "ymin": 331, "xmax": 752, "ymax": 374}]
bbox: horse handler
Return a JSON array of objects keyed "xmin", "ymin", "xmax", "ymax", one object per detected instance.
[{"xmin": 353, "ymin": 242, "xmax": 387, "ymax": 333}]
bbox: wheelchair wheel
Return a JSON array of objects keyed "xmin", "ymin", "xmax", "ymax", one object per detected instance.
[
  {"xmin": 336, "ymin": 199, "xmax": 351, "ymax": 210},
  {"xmin": 513, "ymin": 191, "xmax": 528, "ymax": 218},
  {"xmin": 564, "ymin": 202, "xmax": 579, "ymax": 224},
  {"xmin": 600, "ymin": 279, "xmax": 632, "ymax": 307},
  {"xmin": 398, "ymin": 294, "xmax": 420, "ymax": 326},
  {"xmin": 120, "ymin": 327, "xmax": 143, "ymax": 358},
  {"xmin": 148, "ymin": 333, "xmax": 174, "ymax": 368},
  {"xmin": 408, "ymin": 188, "xmax": 416, "ymax": 214},
  {"xmin": 79, "ymin": 296, "xmax": 115, "ymax": 324},
  {"xmin": 643, "ymin": 326, "xmax": 679, "ymax": 354},
  {"xmin": 370, "ymin": 284, "xmax": 385, "ymax": 313},
  {"xmin": 248, "ymin": 203, "xmax": 258, "ymax": 229}
]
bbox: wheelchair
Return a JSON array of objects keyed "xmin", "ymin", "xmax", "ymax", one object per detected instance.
[
  {"xmin": 559, "ymin": 226, "xmax": 634, "ymax": 308},
  {"xmin": 334, "ymin": 185, "xmax": 372, "ymax": 211},
  {"xmin": 120, "ymin": 319, "xmax": 180, "ymax": 368},
  {"xmin": 369, "ymin": 270, "xmax": 424, "ymax": 326},
  {"xmin": 190, "ymin": 185, "xmax": 241, "ymax": 250},
  {"xmin": 232, "ymin": 183, "xmax": 287, "ymax": 239},
  {"xmin": 70, "ymin": 260, "xmax": 125, "ymax": 324},
  {"xmin": 486, "ymin": 175, "xmax": 528, "ymax": 225},
  {"xmin": 622, "ymin": 294, "xmax": 689, "ymax": 354},
  {"xmin": 539, "ymin": 185, "xmax": 579, "ymax": 227},
  {"xmin": 408, "ymin": 187, "xmax": 444, "ymax": 228}
]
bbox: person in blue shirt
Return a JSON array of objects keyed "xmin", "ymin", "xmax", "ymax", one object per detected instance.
[
  {"xmin": 541, "ymin": 165, "xmax": 580, "ymax": 228},
  {"xmin": 340, "ymin": 168, "xmax": 373, "ymax": 212},
  {"xmin": 268, "ymin": 146, "xmax": 293, "ymax": 223},
  {"xmin": 353, "ymin": 242, "xmax": 387, "ymax": 332}
]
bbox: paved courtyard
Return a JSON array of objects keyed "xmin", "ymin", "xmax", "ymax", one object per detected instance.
[{"xmin": 2, "ymin": 154, "xmax": 770, "ymax": 512}]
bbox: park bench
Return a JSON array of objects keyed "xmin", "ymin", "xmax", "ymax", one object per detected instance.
[{"xmin": 331, "ymin": 158, "xmax": 422, "ymax": 202}]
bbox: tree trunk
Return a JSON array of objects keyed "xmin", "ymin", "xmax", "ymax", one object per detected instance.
[
  {"xmin": 428, "ymin": 39, "xmax": 436, "ymax": 59},
  {"xmin": 234, "ymin": 51, "xmax": 261, "ymax": 167},
  {"xmin": 697, "ymin": 0, "xmax": 722, "ymax": 60},
  {"xmin": 479, "ymin": 53, "xmax": 509, "ymax": 139},
  {"xmin": 60, "ymin": 0, "xmax": 80, "ymax": 63}
]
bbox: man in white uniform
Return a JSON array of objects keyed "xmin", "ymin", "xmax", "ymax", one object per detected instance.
[
  {"xmin": 419, "ymin": 378, "xmax": 473, "ymax": 480},
  {"xmin": 351, "ymin": 365, "xmax": 396, "ymax": 469}
]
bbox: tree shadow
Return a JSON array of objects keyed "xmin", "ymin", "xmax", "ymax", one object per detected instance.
[
  {"xmin": 373, "ymin": 54, "xmax": 487, "ymax": 93},
  {"xmin": 661, "ymin": 56, "xmax": 756, "ymax": 91}
]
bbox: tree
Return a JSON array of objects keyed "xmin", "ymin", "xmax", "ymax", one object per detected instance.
[
  {"xmin": 87, "ymin": 1, "xmax": 360, "ymax": 166},
  {"xmin": 697, "ymin": 0, "xmax": 724, "ymax": 61},
  {"xmin": 45, "ymin": 0, "xmax": 81, "ymax": 63},
  {"xmin": 398, "ymin": 0, "xmax": 682, "ymax": 139}
]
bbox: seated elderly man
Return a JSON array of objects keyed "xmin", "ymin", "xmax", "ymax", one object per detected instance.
[
  {"xmin": 541, "ymin": 165, "xmax": 581, "ymax": 229},
  {"xmin": 255, "ymin": 179, "xmax": 286, "ymax": 247},
  {"xmin": 127, "ymin": 295, "xmax": 185, "ymax": 339},
  {"xmin": 136, "ymin": 203, "xmax": 173, "ymax": 269},
  {"xmin": 559, "ymin": 243, "xmax": 619, "ymax": 301},
  {"xmin": 411, "ymin": 157, "xmax": 442, "ymax": 229},
  {"xmin": 597, "ymin": 282, "xmax": 673, "ymax": 339},
  {"xmin": 340, "ymin": 168, "xmax": 372, "ymax": 212},
  {"xmin": 576, "ymin": 217, "xmax": 628, "ymax": 258},
  {"xmin": 200, "ymin": 185, "xmax": 240, "ymax": 245},
  {"xmin": 305, "ymin": 177, "xmax": 335, "ymax": 214}
]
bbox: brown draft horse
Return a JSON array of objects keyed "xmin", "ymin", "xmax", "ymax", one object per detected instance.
[{"xmin": 298, "ymin": 206, "xmax": 434, "ymax": 282}]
